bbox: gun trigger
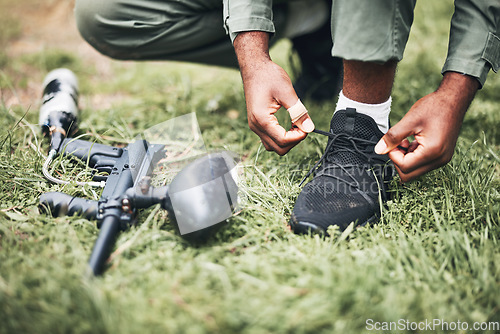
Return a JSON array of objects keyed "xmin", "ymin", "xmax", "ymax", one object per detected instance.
[
  {"xmin": 94, "ymin": 166, "xmax": 112, "ymax": 175},
  {"xmin": 91, "ymin": 164, "xmax": 115, "ymax": 182}
]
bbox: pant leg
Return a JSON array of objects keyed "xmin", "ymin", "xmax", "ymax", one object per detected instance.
[
  {"xmin": 443, "ymin": 0, "xmax": 500, "ymax": 86},
  {"xmin": 330, "ymin": 0, "xmax": 417, "ymax": 63},
  {"xmin": 75, "ymin": 0, "xmax": 287, "ymax": 68}
]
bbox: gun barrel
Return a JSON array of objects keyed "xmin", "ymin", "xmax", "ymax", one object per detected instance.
[{"xmin": 87, "ymin": 213, "xmax": 122, "ymax": 276}]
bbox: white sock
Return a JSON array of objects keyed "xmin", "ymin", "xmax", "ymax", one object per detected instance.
[{"xmin": 335, "ymin": 90, "xmax": 391, "ymax": 133}]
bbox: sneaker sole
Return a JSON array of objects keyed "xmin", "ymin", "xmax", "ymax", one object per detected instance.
[{"xmin": 289, "ymin": 213, "xmax": 379, "ymax": 236}]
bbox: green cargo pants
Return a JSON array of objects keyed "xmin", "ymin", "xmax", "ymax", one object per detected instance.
[
  {"xmin": 75, "ymin": 0, "xmax": 499, "ymax": 85},
  {"xmin": 74, "ymin": 0, "xmax": 415, "ymax": 67}
]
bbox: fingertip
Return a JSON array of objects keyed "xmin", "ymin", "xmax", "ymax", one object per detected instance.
[
  {"xmin": 299, "ymin": 117, "xmax": 315, "ymax": 133},
  {"xmin": 374, "ymin": 138, "xmax": 388, "ymax": 154}
]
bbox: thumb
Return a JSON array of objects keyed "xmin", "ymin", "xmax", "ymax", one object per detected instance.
[
  {"xmin": 374, "ymin": 118, "xmax": 414, "ymax": 154},
  {"xmin": 287, "ymin": 99, "xmax": 315, "ymax": 133}
]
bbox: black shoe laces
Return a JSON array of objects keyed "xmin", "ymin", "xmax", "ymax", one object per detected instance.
[{"xmin": 299, "ymin": 128, "xmax": 388, "ymax": 189}]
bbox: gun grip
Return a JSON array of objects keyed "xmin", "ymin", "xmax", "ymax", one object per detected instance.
[{"xmin": 60, "ymin": 138, "xmax": 123, "ymax": 168}]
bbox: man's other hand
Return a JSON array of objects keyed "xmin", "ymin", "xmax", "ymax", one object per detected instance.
[
  {"xmin": 234, "ymin": 31, "xmax": 314, "ymax": 155},
  {"xmin": 375, "ymin": 72, "xmax": 479, "ymax": 182}
]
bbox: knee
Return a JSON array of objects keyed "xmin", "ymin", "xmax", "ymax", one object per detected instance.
[{"xmin": 74, "ymin": 0, "xmax": 130, "ymax": 59}]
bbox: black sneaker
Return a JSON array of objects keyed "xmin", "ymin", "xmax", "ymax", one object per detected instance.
[
  {"xmin": 291, "ymin": 18, "xmax": 343, "ymax": 102},
  {"xmin": 290, "ymin": 108, "xmax": 394, "ymax": 235}
]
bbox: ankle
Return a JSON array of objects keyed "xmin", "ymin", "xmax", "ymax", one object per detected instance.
[
  {"xmin": 342, "ymin": 60, "xmax": 396, "ymax": 104},
  {"xmin": 335, "ymin": 90, "xmax": 391, "ymax": 133}
]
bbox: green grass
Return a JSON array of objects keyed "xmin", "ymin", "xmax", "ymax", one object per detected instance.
[{"xmin": 1, "ymin": 1, "xmax": 499, "ymax": 333}]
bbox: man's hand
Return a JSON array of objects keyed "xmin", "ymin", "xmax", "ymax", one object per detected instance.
[
  {"xmin": 375, "ymin": 72, "xmax": 479, "ymax": 182},
  {"xmin": 234, "ymin": 31, "xmax": 315, "ymax": 155}
]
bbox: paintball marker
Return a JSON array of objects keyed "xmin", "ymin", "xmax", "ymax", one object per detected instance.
[{"xmin": 38, "ymin": 69, "xmax": 239, "ymax": 276}]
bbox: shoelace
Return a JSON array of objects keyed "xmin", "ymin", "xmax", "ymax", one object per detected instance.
[{"xmin": 299, "ymin": 129, "xmax": 387, "ymax": 188}]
